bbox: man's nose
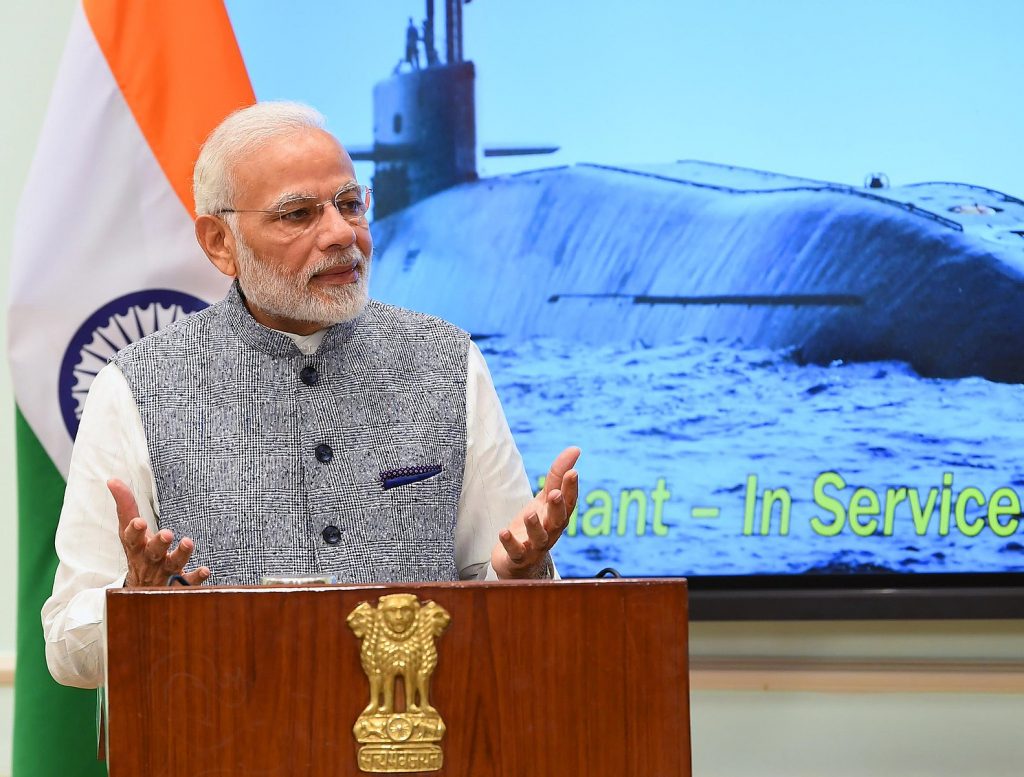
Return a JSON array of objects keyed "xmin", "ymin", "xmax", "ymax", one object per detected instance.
[{"xmin": 316, "ymin": 202, "xmax": 357, "ymax": 249}]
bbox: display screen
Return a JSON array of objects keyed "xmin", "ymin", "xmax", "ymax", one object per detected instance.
[{"xmin": 226, "ymin": 1, "xmax": 1024, "ymax": 597}]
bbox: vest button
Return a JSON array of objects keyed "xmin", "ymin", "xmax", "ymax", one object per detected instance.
[
  {"xmin": 315, "ymin": 443, "xmax": 334, "ymax": 463},
  {"xmin": 299, "ymin": 365, "xmax": 319, "ymax": 386},
  {"xmin": 322, "ymin": 525, "xmax": 342, "ymax": 545}
]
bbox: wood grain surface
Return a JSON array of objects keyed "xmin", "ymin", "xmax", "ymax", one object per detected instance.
[{"xmin": 105, "ymin": 578, "xmax": 691, "ymax": 777}]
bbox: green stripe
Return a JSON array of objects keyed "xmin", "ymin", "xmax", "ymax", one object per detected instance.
[{"xmin": 14, "ymin": 408, "xmax": 106, "ymax": 776}]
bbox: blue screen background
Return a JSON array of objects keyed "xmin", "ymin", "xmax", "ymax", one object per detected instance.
[{"xmin": 225, "ymin": 0, "xmax": 1024, "ymax": 578}]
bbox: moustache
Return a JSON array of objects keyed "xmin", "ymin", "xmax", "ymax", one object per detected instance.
[{"xmin": 306, "ymin": 245, "xmax": 369, "ymax": 279}]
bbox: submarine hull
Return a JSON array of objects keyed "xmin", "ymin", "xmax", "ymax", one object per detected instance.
[{"xmin": 370, "ymin": 162, "xmax": 1024, "ymax": 383}]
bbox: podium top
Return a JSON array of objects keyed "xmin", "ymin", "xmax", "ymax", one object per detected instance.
[{"xmin": 107, "ymin": 575, "xmax": 686, "ymax": 592}]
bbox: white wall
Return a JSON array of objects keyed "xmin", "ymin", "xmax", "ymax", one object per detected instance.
[
  {"xmin": 0, "ymin": 4, "xmax": 1020, "ymax": 777},
  {"xmin": 689, "ymin": 620, "xmax": 1023, "ymax": 776},
  {"xmin": 0, "ymin": 1, "xmax": 79, "ymax": 775}
]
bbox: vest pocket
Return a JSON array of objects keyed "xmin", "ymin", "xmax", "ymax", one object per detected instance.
[{"xmin": 379, "ymin": 463, "xmax": 443, "ymax": 490}]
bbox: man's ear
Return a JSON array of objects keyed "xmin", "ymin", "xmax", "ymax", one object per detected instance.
[{"xmin": 194, "ymin": 214, "xmax": 238, "ymax": 278}]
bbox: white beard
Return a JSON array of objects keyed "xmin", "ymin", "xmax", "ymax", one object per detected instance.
[{"xmin": 233, "ymin": 235, "xmax": 371, "ymax": 328}]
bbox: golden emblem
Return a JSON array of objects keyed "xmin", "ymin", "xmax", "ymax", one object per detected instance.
[{"xmin": 347, "ymin": 594, "xmax": 451, "ymax": 773}]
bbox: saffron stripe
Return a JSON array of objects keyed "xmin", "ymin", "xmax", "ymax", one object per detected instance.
[{"xmin": 83, "ymin": 0, "xmax": 255, "ymax": 216}]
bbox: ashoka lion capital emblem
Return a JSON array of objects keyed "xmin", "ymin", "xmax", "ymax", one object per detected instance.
[{"xmin": 347, "ymin": 594, "xmax": 451, "ymax": 773}]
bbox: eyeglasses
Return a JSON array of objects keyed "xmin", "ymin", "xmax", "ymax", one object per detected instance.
[{"xmin": 216, "ymin": 185, "xmax": 372, "ymax": 237}]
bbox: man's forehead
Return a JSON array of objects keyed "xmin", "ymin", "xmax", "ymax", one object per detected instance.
[{"xmin": 232, "ymin": 128, "xmax": 357, "ymax": 202}]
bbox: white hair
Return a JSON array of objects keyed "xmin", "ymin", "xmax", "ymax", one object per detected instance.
[{"xmin": 193, "ymin": 101, "xmax": 327, "ymax": 215}]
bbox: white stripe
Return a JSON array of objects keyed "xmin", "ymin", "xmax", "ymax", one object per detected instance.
[{"xmin": 8, "ymin": 3, "xmax": 229, "ymax": 477}]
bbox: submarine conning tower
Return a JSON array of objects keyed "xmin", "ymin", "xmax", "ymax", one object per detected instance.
[
  {"xmin": 370, "ymin": 61, "xmax": 477, "ymax": 219},
  {"xmin": 354, "ymin": 0, "xmax": 477, "ymax": 219}
]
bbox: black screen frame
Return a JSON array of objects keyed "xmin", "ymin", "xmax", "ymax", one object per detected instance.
[{"xmin": 684, "ymin": 572, "xmax": 1024, "ymax": 620}]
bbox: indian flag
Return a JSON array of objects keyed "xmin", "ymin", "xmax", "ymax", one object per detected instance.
[{"xmin": 7, "ymin": 1, "xmax": 252, "ymax": 772}]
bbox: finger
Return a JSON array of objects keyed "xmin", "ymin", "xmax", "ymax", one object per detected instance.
[
  {"xmin": 107, "ymin": 479, "xmax": 142, "ymax": 534},
  {"xmin": 165, "ymin": 536, "xmax": 196, "ymax": 572},
  {"xmin": 561, "ymin": 469, "xmax": 580, "ymax": 521},
  {"xmin": 499, "ymin": 528, "xmax": 529, "ymax": 565},
  {"xmin": 548, "ymin": 489, "xmax": 573, "ymax": 532},
  {"xmin": 121, "ymin": 517, "xmax": 150, "ymax": 555},
  {"xmin": 179, "ymin": 567, "xmax": 211, "ymax": 586},
  {"xmin": 543, "ymin": 446, "xmax": 581, "ymax": 497},
  {"xmin": 144, "ymin": 530, "xmax": 174, "ymax": 564},
  {"xmin": 539, "ymin": 488, "xmax": 567, "ymax": 533},
  {"xmin": 525, "ymin": 509, "xmax": 550, "ymax": 549}
]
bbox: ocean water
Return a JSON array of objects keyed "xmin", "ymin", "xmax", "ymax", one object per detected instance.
[{"xmin": 480, "ymin": 335, "xmax": 1024, "ymax": 579}]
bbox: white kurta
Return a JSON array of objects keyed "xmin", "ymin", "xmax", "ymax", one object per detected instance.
[{"xmin": 42, "ymin": 333, "xmax": 534, "ymax": 688}]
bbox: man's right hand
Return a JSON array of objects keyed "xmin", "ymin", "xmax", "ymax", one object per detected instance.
[{"xmin": 107, "ymin": 479, "xmax": 211, "ymax": 587}]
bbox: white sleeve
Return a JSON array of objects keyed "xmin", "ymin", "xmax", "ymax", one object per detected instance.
[
  {"xmin": 40, "ymin": 363, "xmax": 158, "ymax": 688},
  {"xmin": 454, "ymin": 342, "xmax": 535, "ymax": 580}
]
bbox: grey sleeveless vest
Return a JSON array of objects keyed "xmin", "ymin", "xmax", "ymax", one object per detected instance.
[{"xmin": 113, "ymin": 283, "xmax": 469, "ymax": 584}]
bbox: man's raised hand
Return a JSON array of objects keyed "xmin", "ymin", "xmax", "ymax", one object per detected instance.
[
  {"xmin": 491, "ymin": 446, "xmax": 580, "ymax": 579},
  {"xmin": 108, "ymin": 479, "xmax": 210, "ymax": 587}
]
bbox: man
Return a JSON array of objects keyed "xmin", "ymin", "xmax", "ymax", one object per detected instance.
[
  {"xmin": 42, "ymin": 102, "xmax": 579, "ymax": 689},
  {"xmin": 405, "ymin": 17, "xmax": 420, "ymax": 70}
]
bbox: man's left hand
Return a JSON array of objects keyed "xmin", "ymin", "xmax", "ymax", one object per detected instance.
[{"xmin": 491, "ymin": 446, "xmax": 580, "ymax": 579}]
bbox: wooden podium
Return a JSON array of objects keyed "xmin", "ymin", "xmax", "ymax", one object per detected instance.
[{"xmin": 104, "ymin": 578, "xmax": 690, "ymax": 776}]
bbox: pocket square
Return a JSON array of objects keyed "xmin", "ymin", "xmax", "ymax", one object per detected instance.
[{"xmin": 380, "ymin": 464, "xmax": 443, "ymax": 490}]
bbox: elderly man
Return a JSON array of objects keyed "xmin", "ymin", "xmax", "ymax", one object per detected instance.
[{"xmin": 43, "ymin": 102, "xmax": 579, "ymax": 689}]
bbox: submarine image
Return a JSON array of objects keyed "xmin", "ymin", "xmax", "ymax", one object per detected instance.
[{"xmin": 354, "ymin": 0, "xmax": 1024, "ymax": 385}]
